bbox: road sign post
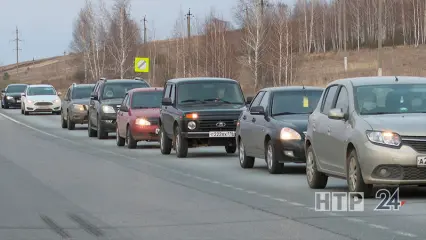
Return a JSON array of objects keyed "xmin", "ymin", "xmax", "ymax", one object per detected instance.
[{"xmin": 134, "ymin": 57, "xmax": 149, "ymax": 73}]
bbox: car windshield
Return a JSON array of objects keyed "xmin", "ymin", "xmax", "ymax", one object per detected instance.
[
  {"xmin": 102, "ymin": 82, "xmax": 149, "ymax": 100},
  {"xmin": 27, "ymin": 87, "xmax": 56, "ymax": 96},
  {"xmin": 72, "ymin": 86, "xmax": 94, "ymax": 99},
  {"xmin": 271, "ymin": 90, "xmax": 323, "ymax": 116},
  {"xmin": 355, "ymin": 84, "xmax": 426, "ymax": 115},
  {"xmin": 6, "ymin": 85, "xmax": 27, "ymax": 93},
  {"xmin": 177, "ymin": 81, "xmax": 245, "ymax": 105},
  {"xmin": 131, "ymin": 91, "xmax": 163, "ymax": 109}
]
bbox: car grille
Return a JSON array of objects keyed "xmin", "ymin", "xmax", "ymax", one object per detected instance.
[
  {"xmin": 34, "ymin": 102, "xmax": 53, "ymax": 106},
  {"xmin": 198, "ymin": 119, "xmax": 237, "ymax": 131},
  {"xmin": 14, "ymin": 96, "xmax": 20, "ymax": 101},
  {"xmin": 401, "ymin": 136, "xmax": 426, "ymax": 153},
  {"xmin": 402, "ymin": 166, "xmax": 426, "ymax": 180}
]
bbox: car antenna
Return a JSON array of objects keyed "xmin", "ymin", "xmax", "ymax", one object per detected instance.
[{"xmin": 395, "ymin": 76, "xmax": 399, "ymax": 82}]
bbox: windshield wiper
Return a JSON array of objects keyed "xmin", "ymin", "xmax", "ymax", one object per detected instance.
[
  {"xmin": 272, "ymin": 112, "xmax": 310, "ymax": 116},
  {"xmin": 203, "ymin": 98, "xmax": 241, "ymax": 104},
  {"xmin": 180, "ymin": 99, "xmax": 205, "ymax": 103},
  {"xmin": 361, "ymin": 112, "xmax": 399, "ymax": 115},
  {"xmin": 133, "ymin": 106, "xmax": 156, "ymax": 109}
]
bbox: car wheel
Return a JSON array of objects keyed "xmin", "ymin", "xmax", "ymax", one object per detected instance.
[
  {"xmin": 97, "ymin": 116, "xmax": 108, "ymax": 139},
  {"xmin": 225, "ymin": 145, "xmax": 237, "ymax": 154},
  {"xmin": 160, "ymin": 125, "xmax": 172, "ymax": 155},
  {"xmin": 24, "ymin": 108, "xmax": 29, "ymax": 115},
  {"xmin": 4, "ymin": 102, "xmax": 9, "ymax": 109},
  {"xmin": 266, "ymin": 140, "xmax": 284, "ymax": 174},
  {"xmin": 175, "ymin": 125, "xmax": 188, "ymax": 158},
  {"xmin": 88, "ymin": 116, "xmax": 97, "ymax": 137},
  {"xmin": 61, "ymin": 110, "xmax": 67, "ymax": 129},
  {"xmin": 238, "ymin": 139, "xmax": 255, "ymax": 168},
  {"xmin": 67, "ymin": 113, "xmax": 75, "ymax": 130},
  {"xmin": 306, "ymin": 145, "xmax": 328, "ymax": 189},
  {"xmin": 126, "ymin": 126, "xmax": 137, "ymax": 149},
  {"xmin": 347, "ymin": 149, "xmax": 374, "ymax": 197},
  {"xmin": 116, "ymin": 126, "xmax": 125, "ymax": 146}
]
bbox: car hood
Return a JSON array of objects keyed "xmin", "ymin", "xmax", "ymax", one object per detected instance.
[
  {"xmin": 131, "ymin": 108, "xmax": 160, "ymax": 118},
  {"xmin": 71, "ymin": 98, "xmax": 90, "ymax": 105},
  {"xmin": 27, "ymin": 95, "xmax": 59, "ymax": 102},
  {"xmin": 101, "ymin": 98, "xmax": 123, "ymax": 106},
  {"xmin": 179, "ymin": 104, "xmax": 246, "ymax": 116},
  {"xmin": 362, "ymin": 114, "xmax": 426, "ymax": 136},
  {"xmin": 5, "ymin": 92, "xmax": 23, "ymax": 97},
  {"xmin": 272, "ymin": 114, "xmax": 309, "ymax": 133}
]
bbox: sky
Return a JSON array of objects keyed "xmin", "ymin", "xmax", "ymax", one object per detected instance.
[{"xmin": 0, "ymin": 0, "xmax": 293, "ymax": 66}]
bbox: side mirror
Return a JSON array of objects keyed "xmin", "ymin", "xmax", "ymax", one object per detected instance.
[
  {"xmin": 1, "ymin": 89, "xmax": 4, "ymax": 93},
  {"xmin": 21, "ymin": 93, "xmax": 26, "ymax": 97},
  {"xmin": 90, "ymin": 93, "xmax": 98, "ymax": 100},
  {"xmin": 328, "ymin": 108, "xmax": 347, "ymax": 120},
  {"xmin": 250, "ymin": 106, "xmax": 265, "ymax": 115},
  {"xmin": 119, "ymin": 105, "xmax": 128, "ymax": 112},
  {"xmin": 162, "ymin": 97, "xmax": 172, "ymax": 106},
  {"xmin": 246, "ymin": 96, "xmax": 253, "ymax": 105},
  {"xmin": 57, "ymin": 92, "xmax": 62, "ymax": 96}
]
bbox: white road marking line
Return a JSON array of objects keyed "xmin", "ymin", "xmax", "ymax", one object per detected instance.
[
  {"xmin": 221, "ymin": 184, "xmax": 232, "ymax": 188},
  {"xmin": 233, "ymin": 187, "xmax": 245, "ymax": 191},
  {"xmin": 246, "ymin": 190, "xmax": 257, "ymax": 194},
  {"xmin": 344, "ymin": 218, "xmax": 365, "ymax": 223},
  {"xmin": 211, "ymin": 181, "xmax": 220, "ymax": 184},
  {"xmin": 326, "ymin": 212, "xmax": 340, "ymax": 216},
  {"xmin": 394, "ymin": 231, "xmax": 417, "ymax": 238},
  {"xmin": 368, "ymin": 224, "xmax": 388, "ymax": 230},
  {"xmin": 272, "ymin": 198, "xmax": 287, "ymax": 202},
  {"xmin": 289, "ymin": 202, "xmax": 304, "ymax": 206},
  {"xmin": 260, "ymin": 194, "xmax": 271, "ymax": 198}
]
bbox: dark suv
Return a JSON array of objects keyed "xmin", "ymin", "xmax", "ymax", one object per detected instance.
[
  {"xmin": 88, "ymin": 78, "xmax": 150, "ymax": 139},
  {"xmin": 61, "ymin": 83, "xmax": 95, "ymax": 130},
  {"xmin": 159, "ymin": 77, "xmax": 250, "ymax": 158},
  {"xmin": 1, "ymin": 84, "xmax": 28, "ymax": 109}
]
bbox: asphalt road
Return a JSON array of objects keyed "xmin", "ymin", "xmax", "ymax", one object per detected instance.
[{"xmin": 0, "ymin": 108, "xmax": 425, "ymax": 240}]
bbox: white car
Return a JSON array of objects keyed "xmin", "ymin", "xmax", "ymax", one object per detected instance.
[{"xmin": 21, "ymin": 84, "xmax": 62, "ymax": 115}]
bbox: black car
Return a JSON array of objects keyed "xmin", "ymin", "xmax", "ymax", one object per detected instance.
[
  {"xmin": 88, "ymin": 78, "xmax": 150, "ymax": 139},
  {"xmin": 1, "ymin": 84, "xmax": 28, "ymax": 109},
  {"xmin": 61, "ymin": 83, "xmax": 95, "ymax": 130},
  {"xmin": 159, "ymin": 77, "xmax": 250, "ymax": 158},
  {"xmin": 236, "ymin": 86, "xmax": 324, "ymax": 174}
]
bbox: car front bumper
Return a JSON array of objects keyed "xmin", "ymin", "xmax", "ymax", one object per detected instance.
[
  {"xmin": 131, "ymin": 124, "xmax": 160, "ymax": 141},
  {"xmin": 69, "ymin": 110, "xmax": 89, "ymax": 124},
  {"xmin": 99, "ymin": 113, "xmax": 117, "ymax": 132},
  {"xmin": 359, "ymin": 142, "xmax": 426, "ymax": 185},
  {"xmin": 4, "ymin": 97, "xmax": 21, "ymax": 107},
  {"xmin": 25, "ymin": 102, "xmax": 61, "ymax": 112},
  {"xmin": 273, "ymin": 139, "xmax": 306, "ymax": 163}
]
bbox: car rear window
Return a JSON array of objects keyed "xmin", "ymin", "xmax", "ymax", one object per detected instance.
[
  {"xmin": 271, "ymin": 90, "xmax": 323, "ymax": 115},
  {"xmin": 131, "ymin": 91, "xmax": 163, "ymax": 109}
]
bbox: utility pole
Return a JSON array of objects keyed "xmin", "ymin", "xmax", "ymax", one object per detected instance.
[
  {"xmin": 12, "ymin": 26, "xmax": 22, "ymax": 77},
  {"xmin": 186, "ymin": 8, "xmax": 193, "ymax": 57},
  {"xmin": 142, "ymin": 16, "xmax": 147, "ymax": 44},
  {"xmin": 343, "ymin": 0, "xmax": 348, "ymax": 72},
  {"xmin": 377, "ymin": 0, "xmax": 383, "ymax": 76},
  {"xmin": 260, "ymin": 0, "xmax": 264, "ymax": 16}
]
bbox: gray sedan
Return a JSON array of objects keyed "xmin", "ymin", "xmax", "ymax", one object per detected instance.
[{"xmin": 305, "ymin": 76, "xmax": 426, "ymax": 196}]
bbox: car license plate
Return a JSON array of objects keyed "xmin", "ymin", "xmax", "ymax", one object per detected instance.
[
  {"xmin": 417, "ymin": 156, "xmax": 426, "ymax": 167},
  {"xmin": 38, "ymin": 106, "xmax": 50, "ymax": 109},
  {"xmin": 209, "ymin": 131, "xmax": 235, "ymax": 138}
]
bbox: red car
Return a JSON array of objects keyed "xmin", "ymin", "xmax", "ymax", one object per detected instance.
[{"xmin": 116, "ymin": 87, "xmax": 163, "ymax": 148}]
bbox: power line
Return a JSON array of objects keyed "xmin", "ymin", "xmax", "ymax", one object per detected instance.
[{"xmin": 11, "ymin": 26, "xmax": 22, "ymax": 77}]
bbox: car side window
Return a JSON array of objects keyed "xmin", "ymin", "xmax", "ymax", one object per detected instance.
[
  {"xmin": 126, "ymin": 94, "xmax": 131, "ymax": 107},
  {"xmin": 65, "ymin": 88, "xmax": 71, "ymax": 101},
  {"xmin": 321, "ymin": 85, "xmax": 338, "ymax": 114},
  {"xmin": 334, "ymin": 86, "xmax": 349, "ymax": 113},
  {"xmin": 170, "ymin": 84, "xmax": 176, "ymax": 104},
  {"xmin": 121, "ymin": 94, "xmax": 129, "ymax": 108},
  {"xmin": 259, "ymin": 91, "xmax": 270, "ymax": 110},
  {"xmin": 164, "ymin": 84, "xmax": 171, "ymax": 98},
  {"xmin": 250, "ymin": 91, "xmax": 265, "ymax": 109}
]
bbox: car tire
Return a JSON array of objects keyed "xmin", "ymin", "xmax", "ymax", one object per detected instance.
[
  {"xmin": 24, "ymin": 109, "xmax": 29, "ymax": 115},
  {"xmin": 347, "ymin": 149, "xmax": 374, "ymax": 197},
  {"xmin": 97, "ymin": 116, "xmax": 108, "ymax": 139},
  {"xmin": 266, "ymin": 140, "xmax": 284, "ymax": 174},
  {"xmin": 61, "ymin": 111, "xmax": 67, "ymax": 129},
  {"xmin": 225, "ymin": 145, "xmax": 237, "ymax": 154},
  {"xmin": 88, "ymin": 117, "xmax": 97, "ymax": 137},
  {"xmin": 238, "ymin": 139, "xmax": 255, "ymax": 168},
  {"xmin": 175, "ymin": 125, "xmax": 188, "ymax": 158},
  {"xmin": 116, "ymin": 126, "xmax": 125, "ymax": 146},
  {"xmin": 4, "ymin": 103, "xmax": 9, "ymax": 109},
  {"xmin": 306, "ymin": 145, "xmax": 328, "ymax": 189},
  {"xmin": 126, "ymin": 126, "xmax": 137, "ymax": 149},
  {"xmin": 67, "ymin": 113, "xmax": 75, "ymax": 130},
  {"xmin": 160, "ymin": 125, "xmax": 172, "ymax": 155},
  {"xmin": 21, "ymin": 105, "xmax": 24, "ymax": 114}
]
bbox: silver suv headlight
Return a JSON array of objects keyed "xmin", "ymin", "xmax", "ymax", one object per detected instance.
[
  {"xmin": 72, "ymin": 104, "xmax": 85, "ymax": 111},
  {"xmin": 102, "ymin": 105, "xmax": 115, "ymax": 113},
  {"xmin": 366, "ymin": 130, "xmax": 401, "ymax": 147}
]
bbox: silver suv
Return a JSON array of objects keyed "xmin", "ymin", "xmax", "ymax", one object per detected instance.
[{"xmin": 305, "ymin": 76, "xmax": 426, "ymax": 196}]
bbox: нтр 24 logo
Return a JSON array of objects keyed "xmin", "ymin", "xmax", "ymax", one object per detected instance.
[{"xmin": 374, "ymin": 188, "xmax": 406, "ymax": 211}]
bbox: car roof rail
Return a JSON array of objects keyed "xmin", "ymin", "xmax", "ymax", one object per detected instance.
[
  {"xmin": 100, "ymin": 77, "xmax": 107, "ymax": 81},
  {"xmin": 134, "ymin": 77, "xmax": 144, "ymax": 81},
  {"xmin": 72, "ymin": 82, "xmax": 77, "ymax": 86}
]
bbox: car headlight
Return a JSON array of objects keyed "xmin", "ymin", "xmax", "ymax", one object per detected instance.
[
  {"xmin": 72, "ymin": 104, "xmax": 85, "ymax": 111},
  {"xmin": 135, "ymin": 118, "xmax": 151, "ymax": 126},
  {"xmin": 102, "ymin": 105, "xmax": 115, "ymax": 113},
  {"xmin": 6, "ymin": 96, "xmax": 13, "ymax": 100},
  {"xmin": 280, "ymin": 127, "xmax": 302, "ymax": 140},
  {"xmin": 188, "ymin": 121, "xmax": 196, "ymax": 130},
  {"xmin": 52, "ymin": 99, "xmax": 60, "ymax": 104},
  {"xmin": 27, "ymin": 99, "xmax": 33, "ymax": 104},
  {"xmin": 366, "ymin": 130, "xmax": 401, "ymax": 147}
]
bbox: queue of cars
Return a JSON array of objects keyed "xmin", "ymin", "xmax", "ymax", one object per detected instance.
[{"xmin": 3, "ymin": 76, "xmax": 426, "ymax": 197}]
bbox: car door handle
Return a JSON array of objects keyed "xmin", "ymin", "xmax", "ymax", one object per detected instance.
[
  {"xmin": 252, "ymin": 118, "xmax": 256, "ymax": 123},
  {"xmin": 243, "ymin": 115, "xmax": 247, "ymax": 120}
]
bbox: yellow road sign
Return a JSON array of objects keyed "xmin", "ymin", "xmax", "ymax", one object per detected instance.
[{"xmin": 134, "ymin": 57, "xmax": 149, "ymax": 73}]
